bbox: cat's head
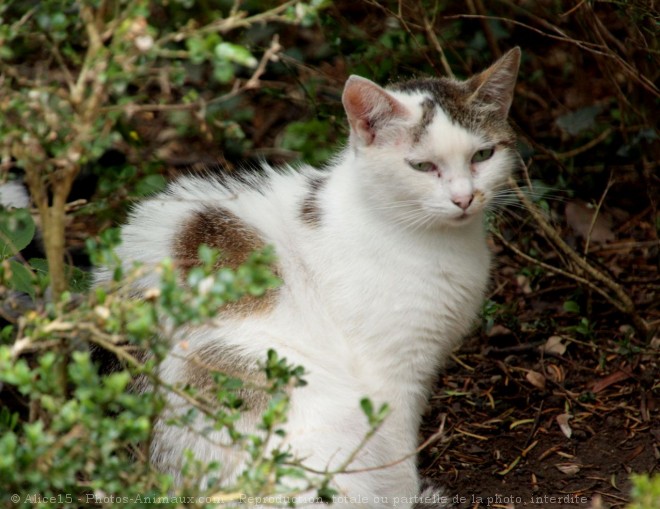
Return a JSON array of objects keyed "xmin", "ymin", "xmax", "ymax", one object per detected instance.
[{"xmin": 342, "ymin": 48, "xmax": 520, "ymax": 229}]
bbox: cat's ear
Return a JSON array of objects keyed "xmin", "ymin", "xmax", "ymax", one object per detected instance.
[
  {"xmin": 468, "ymin": 47, "xmax": 521, "ymax": 116},
  {"xmin": 342, "ymin": 76, "xmax": 409, "ymax": 146}
]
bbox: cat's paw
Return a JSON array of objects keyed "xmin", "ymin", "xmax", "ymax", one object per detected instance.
[{"xmin": 412, "ymin": 479, "xmax": 456, "ymax": 509}]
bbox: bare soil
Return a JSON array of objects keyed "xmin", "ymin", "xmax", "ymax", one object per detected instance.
[{"xmin": 419, "ymin": 225, "xmax": 660, "ymax": 509}]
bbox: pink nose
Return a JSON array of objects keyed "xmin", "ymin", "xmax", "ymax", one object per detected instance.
[{"xmin": 452, "ymin": 194, "xmax": 474, "ymax": 210}]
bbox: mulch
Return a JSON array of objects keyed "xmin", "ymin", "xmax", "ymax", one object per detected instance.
[{"xmin": 419, "ymin": 207, "xmax": 660, "ymax": 508}]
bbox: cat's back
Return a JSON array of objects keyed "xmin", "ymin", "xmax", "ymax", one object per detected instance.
[{"xmin": 99, "ymin": 164, "xmax": 318, "ymax": 291}]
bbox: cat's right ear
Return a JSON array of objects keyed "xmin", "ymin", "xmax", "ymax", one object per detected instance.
[{"xmin": 342, "ymin": 76, "xmax": 409, "ymax": 146}]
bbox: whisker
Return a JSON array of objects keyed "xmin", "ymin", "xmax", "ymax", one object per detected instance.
[
  {"xmin": 393, "ymin": 209, "xmax": 434, "ymax": 232},
  {"xmin": 368, "ymin": 201, "xmax": 421, "ymax": 212},
  {"xmin": 492, "ymin": 186, "xmax": 570, "ymax": 205}
]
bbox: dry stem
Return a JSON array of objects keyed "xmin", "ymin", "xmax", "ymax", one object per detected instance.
[{"xmin": 506, "ymin": 177, "xmax": 649, "ymax": 337}]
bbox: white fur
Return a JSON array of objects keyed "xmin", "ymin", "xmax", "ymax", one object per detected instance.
[
  {"xmin": 98, "ymin": 80, "xmax": 516, "ymax": 507},
  {"xmin": 0, "ymin": 181, "xmax": 30, "ymax": 209}
]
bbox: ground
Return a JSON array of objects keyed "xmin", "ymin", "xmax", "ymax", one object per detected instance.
[
  {"xmin": 419, "ymin": 220, "xmax": 659, "ymax": 508},
  {"xmin": 421, "ymin": 333, "xmax": 658, "ymax": 508}
]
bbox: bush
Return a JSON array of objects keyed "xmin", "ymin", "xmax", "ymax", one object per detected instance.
[{"xmin": 0, "ymin": 1, "xmax": 351, "ymax": 505}]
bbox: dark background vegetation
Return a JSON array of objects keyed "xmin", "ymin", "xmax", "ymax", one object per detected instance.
[{"xmin": 1, "ymin": 1, "xmax": 658, "ymax": 507}]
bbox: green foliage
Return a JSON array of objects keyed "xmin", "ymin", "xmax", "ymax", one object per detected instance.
[
  {"xmin": 0, "ymin": 0, "xmax": 330, "ymax": 298},
  {"xmin": 0, "ymin": 207, "xmax": 39, "ymax": 299},
  {"xmin": 280, "ymin": 119, "xmax": 340, "ymax": 166},
  {"xmin": 0, "ymin": 349, "xmax": 157, "ymax": 497},
  {"xmin": 627, "ymin": 474, "xmax": 660, "ymax": 509},
  {"xmin": 0, "ymin": 207, "xmax": 35, "ymax": 258},
  {"xmin": 360, "ymin": 397, "xmax": 390, "ymax": 428},
  {"xmin": 562, "ymin": 300, "xmax": 581, "ymax": 314},
  {"xmin": 0, "ymin": 236, "xmax": 324, "ymax": 506},
  {"xmin": 0, "ymin": 207, "xmax": 90, "ymax": 299},
  {"xmin": 481, "ymin": 299, "xmax": 500, "ymax": 334}
]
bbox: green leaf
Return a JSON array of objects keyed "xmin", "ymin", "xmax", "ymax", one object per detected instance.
[
  {"xmin": 212, "ymin": 60, "xmax": 235, "ymax": 83},
  {"xmin": 360, "ymin": 397, "xmax": 374, "ymax": 420},
  {"xmin": 8, "ymin": 260, "xmax": 35, "ymax": 299},
  {"xmin": 133, "ymin": 174, "xmax": 167, "ymax": 196},
  {"xmin": 0, "ymin": 208, "xmax": 35, "ymax": 259},
  {"xmin": 28, "ymin": 258, "xmax": 49, "ymax": 274},
  {"xmin": 317, "ymin": 483, "xmax": 338, "ymax": 503},
  {"xmin": 280, "ymin": 119, "xmax": 336, "ymax": 166},
  {"xmin": 563, "ymin": 300, "xmax": 580, "ymax": 314},
  {"xmin": 67, "ymin": 266, "xmax": 91, "ymax": 292},
  {"xmin": 214, "ymin": 42, "xmax": 258, "ymax": 68},
  {"xmin": 29, "ymin": 258, "xmax": 89, "ymax": 291},
  {"xmin": 185, "ymin": 36, "xmax": 209, "ymax": 65},
  {"xmin": 0, "ymin": 407, "xmax": 19, "ymax": 432}
]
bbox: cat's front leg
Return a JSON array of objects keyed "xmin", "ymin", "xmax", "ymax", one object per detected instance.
[{"xmin": 283, "ymin": 382, "xmax": 421, "ymax": 509}]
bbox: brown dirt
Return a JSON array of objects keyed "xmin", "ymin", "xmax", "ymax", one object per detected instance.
[
  {"xmin": 419, "ymin": 225, "xmax": 660, "ymax": 509},
  {"xmin": 420, "ymin": 337, "xmax": 658, "ymax": 508}
]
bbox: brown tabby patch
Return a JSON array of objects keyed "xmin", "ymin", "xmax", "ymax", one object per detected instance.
[
  {"xmin": 184, "ymin": 344, "xmax": 270, "ymax": 413},
  {"xmin": 174, "ymin": 207, "xmax": 262, "ymax": 270},
  {"xmin": 173, "ymin": 207, "xmax": 279, "ymax": 315},
  {"xmin": 411, "ymin": 98, "xmax": 436, "ymax": 143}
]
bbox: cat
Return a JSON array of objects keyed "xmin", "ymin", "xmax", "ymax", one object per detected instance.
[{"xmin": 95, "ymin": 47, "xmax": 521, "ymax": 508}]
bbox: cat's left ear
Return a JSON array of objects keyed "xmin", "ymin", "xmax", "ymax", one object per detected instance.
[
  {"xmin": 342, "ymin": 75, "xmax": 410, "ymax": 146},
  {"xmin": 468, "ymin": 47, "xmax": 521, "ymax": 116}
]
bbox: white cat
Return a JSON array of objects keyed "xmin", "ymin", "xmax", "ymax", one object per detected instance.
[{"xmin": 97, "ymin": 48, "xmax": 521, "ymax": 508}]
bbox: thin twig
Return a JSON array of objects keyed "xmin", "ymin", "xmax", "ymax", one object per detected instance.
[
  {"xmin": 157, "ymin": 0, "xmax": 299, "ymax": 46},
  {"xmin": 245, "ymin": 35, "xmax": 282, "ymax": 89},
  {"xmin": 83, "ymin": 327, "xmax": 219, "ymax": 419},
  {"xmin": 296, "ymin": 415, "xmax": 448, "ymax": 476},
  {"xmin": 507, "ymin": 177, "xmax": 648, "ymax": 336},
  {"xmin": 561, "ymin": 0, "xmax": 588, "ymax": 18},
  {"xmin": 442, "ymin": 12, "xmax": 659, "ymax": 98},
  {"xmin": 442, "ymin": 14, "xmax": 609, "ymax": 54},
  {"xmin": 422, "ymin": 15, "xmax": 454, "ymax": 78},
  {"xmin": 492, "ymin": 229, "xmax": 622, "ymax": 310},
  {"xmin": 583, "ymin": 174, "xmax": 614, "ymax": 257},
  {"xmin": 552, "ymin": 128, "xmax": 613, "ymax": 160}
]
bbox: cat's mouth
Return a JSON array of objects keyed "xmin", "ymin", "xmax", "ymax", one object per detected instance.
[
  {"xmin": 421, "ymin": 204, "xmax": 479, "ymax": 225},
  {"xmin": 449, "ymin": 209, "xmax": 479, "ymax": 224}
]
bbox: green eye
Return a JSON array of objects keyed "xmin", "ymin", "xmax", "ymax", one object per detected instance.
[
  {"xmin": 472, "ymin": 147, "xmax": 495, "ymax": 163},
  {"xmin": 407, "ymin": 160, "xmax": 436, "ymax": 172}
]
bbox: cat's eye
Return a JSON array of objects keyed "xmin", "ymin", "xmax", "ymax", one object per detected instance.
[
  {"xmin": 407, "ymin": 160, "xmax": 436, "ymax": 172},
  {"xmin": 471, "ymin": 147, "xmax": 495, "ymax": 164}
]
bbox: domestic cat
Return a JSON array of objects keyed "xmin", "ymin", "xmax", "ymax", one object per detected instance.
[{"xmin": 96, "ymin": 47, "xmax": 521, "ymax": 508}]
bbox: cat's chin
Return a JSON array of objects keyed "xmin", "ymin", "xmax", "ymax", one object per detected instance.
[{"xmin": 441, "ymin": 211, "xmax": 481, "ymax": 227}]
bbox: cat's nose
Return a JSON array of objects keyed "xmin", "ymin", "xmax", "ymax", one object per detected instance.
[{"xmin": 451, "ymin": 193, "xmax": 474, "ymax": 210}]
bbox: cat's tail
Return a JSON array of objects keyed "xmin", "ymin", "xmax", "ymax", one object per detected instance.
[
  {"xmin": 0, "ymin": 180, "xmax": 30, "ymax": 209},
  {"xmin": 412, "ymin": 479, "xmax": 456, "ymax": 509}
]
